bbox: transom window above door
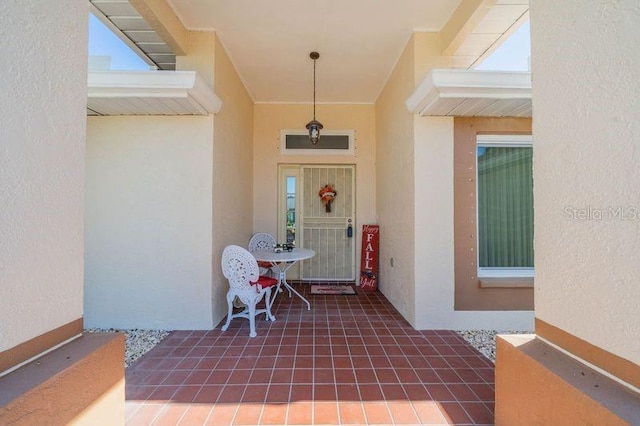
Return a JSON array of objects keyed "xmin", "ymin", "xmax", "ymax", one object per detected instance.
[{"xmin": 280, "ymin": 130, "xmax": 354, "ymax": 155}]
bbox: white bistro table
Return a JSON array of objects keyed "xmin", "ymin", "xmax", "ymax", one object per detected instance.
[{"xmin": 251, "ymin": 248, "xmax": 316, "ymax": 310}]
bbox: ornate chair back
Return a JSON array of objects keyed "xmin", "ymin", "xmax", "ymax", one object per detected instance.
[
  {"xmin": 220, "ymin": 245, "xmax": 276, "ymax": 337},
  {"xmin": 221, "ymin": 245, "xmax": 259, "ymax": 294},
  {"xmin": 248, "ymin": 233, "xmax": 277, "ymax": 277},
  {"xmin": 248, "ymin": 232, "xmax": 276, "ymax": 252}
]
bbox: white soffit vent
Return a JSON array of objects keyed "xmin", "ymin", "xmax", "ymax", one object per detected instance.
[
  {"xmin": 90, "ymin": 0, "xmax": 176, "ymax": 71},
  {"xmin": 87, "ymin": 71, "xmax": 222, "ymax": 116},
  {"xmin": 405, "ymin": 69, "xmax": 532, "ymax": 118}
]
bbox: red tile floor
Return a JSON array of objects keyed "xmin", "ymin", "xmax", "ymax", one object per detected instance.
[{"xmin": 126, "ymin": 283, "xmax": 495, "ymax": 425}]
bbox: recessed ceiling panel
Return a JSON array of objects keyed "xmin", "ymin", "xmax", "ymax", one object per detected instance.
[{"xmin": 167, "ymin": 0, "xmax": 462, "ymax": 102}]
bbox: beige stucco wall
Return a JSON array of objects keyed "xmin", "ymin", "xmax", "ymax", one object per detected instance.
[
  {"xmin": 85, "ymin": 32, "xmax": 254, "ymax": 330},
  {"xmin": 531, "ymin": 0, "xmax": 640, "ymax": 365},
  {"xmin": 378, "ymin": 33, "xmax": 533, "ymax": 330},
  {"xmin": 252, "ymin": 103, "xmax": 376, "ymax": 279},
  {"xmin": 413, "ymin": 117, "xmax": 533, "ymax": 329},
  {"xmin": 375, "ymin": 35, "xmax": 417, "ymax": 325},
  {"xmin": 413, "ymin": 117, "xmax": 456, "ymax": 327},
  {"xmin": 85, "ymin": 116, "xmax": 214, "ymax": 329},
  {"xmin": 177, "ymin": 31, "xmax": 215, "ymax": 87},
  {"xmin": 413, "ymin": 34, "xmax": 453, "ymax": 329},
  {"xmin": 0, "ymin": 1, "xmax": 87, "ymax": 352},
  {"xmin": 211, "ymin": 36, "xmax": 255, "ymax": 326},
  {"xmin": 413, "ymin": 32, "xmax": 451, "ymax": 86}
]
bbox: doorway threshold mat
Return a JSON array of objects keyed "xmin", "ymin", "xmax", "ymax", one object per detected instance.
[{"xmin": 310, "ymin": 285, "xmax": 357, "ymax": 295}]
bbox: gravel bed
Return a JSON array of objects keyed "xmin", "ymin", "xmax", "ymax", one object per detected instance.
[
  {"xmin": 455, "ymin": 330, "xmax": 533, "ymax": 363},
  {"xmin": 84, "ymin": 328, "xmax": 170, "ymax": 368}
]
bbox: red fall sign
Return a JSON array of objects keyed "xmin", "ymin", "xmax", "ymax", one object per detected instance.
[{"xmin": 359, "ymin": 225, "xmax": 379, "ymax": 290}]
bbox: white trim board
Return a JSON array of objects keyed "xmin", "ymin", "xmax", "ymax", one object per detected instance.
[
  {"xmin": 279, "ymin": 129, "xmax": 355, "ymax": 156},
  {"xmin": 477, "ymin": 134, "xmax": 533, "ymax": 145},
  {"xmin": 406, "ymin": 69, "xmax": 532, "ymax": 118},
  {"xmin": 87, "ymin": 70, "xmax": 222, "ymax": 116}
]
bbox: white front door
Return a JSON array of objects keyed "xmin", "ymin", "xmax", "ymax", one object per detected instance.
[
  {"xmin": 278, "ymin": 164, "xmax": 356, "ymax": 281},
  {"xmin": 303, "ymin": 165, "xmax": 357, "ymax": 281}
]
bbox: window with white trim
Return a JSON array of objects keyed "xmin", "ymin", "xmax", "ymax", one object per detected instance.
[{"xmin": 476, "ymin": 135, "xmax": 534, "ymax": 278}]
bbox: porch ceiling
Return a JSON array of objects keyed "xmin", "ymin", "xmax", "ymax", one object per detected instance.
[
  {"xmin": 167, "ymin": 0, "xmax": 463, "ymax": 103},
  {"xmin": 93, "ymin": 1, "xmax": 530, "ymax": 104}
]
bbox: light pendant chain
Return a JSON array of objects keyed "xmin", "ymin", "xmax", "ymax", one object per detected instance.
[{"xmin": 313, "ymin": 58, "xmax": 317, "ymax": 120}]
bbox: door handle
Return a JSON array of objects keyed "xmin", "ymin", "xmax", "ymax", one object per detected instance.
[{"xmin": 347, "ymin": 218, "xmax": 353, "ymax": 238}]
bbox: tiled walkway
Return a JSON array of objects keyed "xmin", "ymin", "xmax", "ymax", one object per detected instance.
[{"xmin": 126, "ymin": 284, "xmax": 495, "ymax": 425}]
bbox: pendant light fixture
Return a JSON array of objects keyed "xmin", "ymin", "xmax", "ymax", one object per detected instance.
[{"xmin": 305, "ymin": 51, "xmax": 323, "ymax": 145}]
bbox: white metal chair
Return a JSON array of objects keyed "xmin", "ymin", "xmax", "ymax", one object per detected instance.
[
  {"xmin": 248, "ymin": 232, "xmax": 277, "ymax": 276},
  {"xmin": 221, "ymin": 245, "xmax": 277, "ymax": 337}
]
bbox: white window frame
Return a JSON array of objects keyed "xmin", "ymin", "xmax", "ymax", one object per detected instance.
[
  {"xmin": 280, "ymin": 129, "xmax": 355, "ymax": 156},
  {"xmin": 476, "ymin": 134, "xmax": 534, "ymax": 278}
]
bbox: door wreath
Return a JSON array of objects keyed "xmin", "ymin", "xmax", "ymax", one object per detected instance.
[{"xmin": 318, "ymin": 184, "xmax": 337, "ymax": 213}]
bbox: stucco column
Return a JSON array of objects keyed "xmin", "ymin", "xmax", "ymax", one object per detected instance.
[{"xmin": 496, "ymin": 0, "xmax": 640, "ymax": 423}]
